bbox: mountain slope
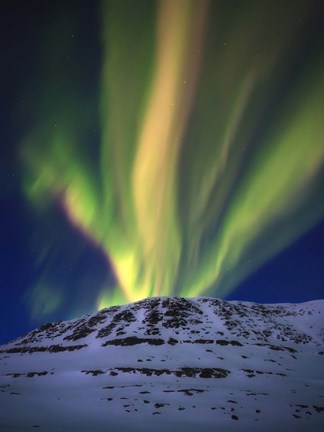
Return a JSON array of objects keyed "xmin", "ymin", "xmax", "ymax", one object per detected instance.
[{"xmin": 1, "ymin": 297, "xmax": 323, "ymax": 431}]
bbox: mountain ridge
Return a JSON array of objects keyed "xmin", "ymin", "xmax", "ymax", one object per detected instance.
[
  {"xmin": 1, "ymin": 296, "xmax": 323, "ymax": 431},
  {"xmin": 2, "ymin": 296, "xmax": 323, "ymax": 350}
]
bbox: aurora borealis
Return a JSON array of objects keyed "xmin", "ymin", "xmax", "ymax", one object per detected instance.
[{"xmin": 0, "ymin": 0, "xmax": 324, "ymax": 340}]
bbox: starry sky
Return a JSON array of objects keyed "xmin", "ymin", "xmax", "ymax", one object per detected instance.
[{"xmin": 0, "ymin": 0, "xmax": 323, "ymax": 344}]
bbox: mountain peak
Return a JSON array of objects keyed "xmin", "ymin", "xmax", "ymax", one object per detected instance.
[{"xmin": 1, "ymin": 297, "xmax": 323, "ymax": 431}]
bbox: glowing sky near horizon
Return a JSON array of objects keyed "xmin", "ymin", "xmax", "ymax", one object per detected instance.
[{"xmin": 22, "ymin": 0, "xmax": 324, "ymax": 316}]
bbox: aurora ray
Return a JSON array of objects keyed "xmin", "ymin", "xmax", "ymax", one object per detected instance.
[{"xmin": 22, "ymin": 0, "xmax": 324, "ymax": 315}]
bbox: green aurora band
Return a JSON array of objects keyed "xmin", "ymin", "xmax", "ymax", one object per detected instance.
[{"xmin": 22, "ymin": 0, "xmax": 324, "ymax": 315}]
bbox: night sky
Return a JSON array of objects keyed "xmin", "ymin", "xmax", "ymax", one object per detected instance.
[{"xmin": 0, "ymin": 0, "xmax": 323, "ymax": 345}]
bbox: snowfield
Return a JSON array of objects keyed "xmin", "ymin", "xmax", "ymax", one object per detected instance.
[{"xmin": 0, "ymin": 296, "xmax": 323, "ymax": 431}]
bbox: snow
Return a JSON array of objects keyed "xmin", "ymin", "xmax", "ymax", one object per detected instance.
[{"xmin": 0, "ymin": 296, "xmax": 323, "ymax": 431}]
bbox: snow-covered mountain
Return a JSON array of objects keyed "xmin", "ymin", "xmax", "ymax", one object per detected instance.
[{"xmin": 1, "ymin": 297, "xmax": 323, "ymax": 431}]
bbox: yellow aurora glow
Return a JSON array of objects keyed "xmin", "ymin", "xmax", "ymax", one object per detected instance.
[{"xmin": 22, "ymin": 0, "xmax": 324, "ymax": 314}]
